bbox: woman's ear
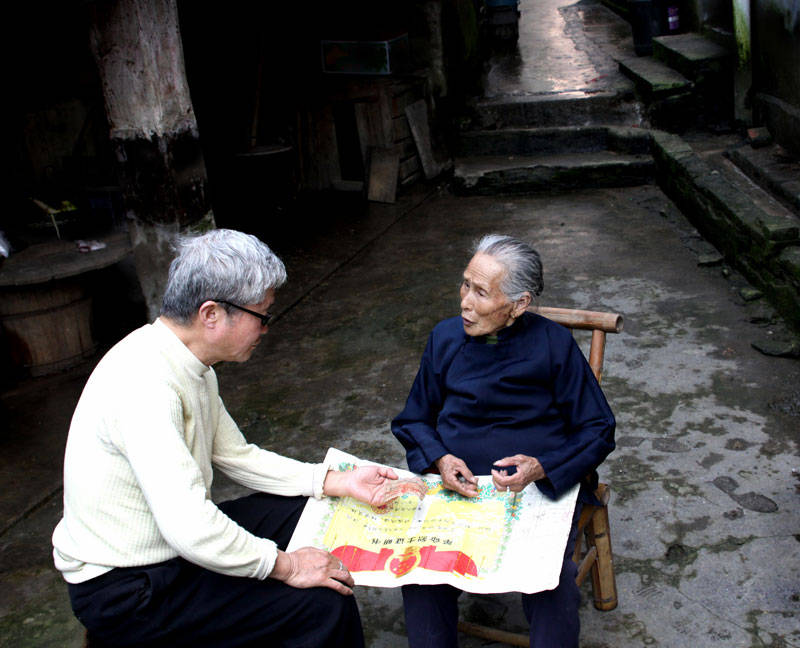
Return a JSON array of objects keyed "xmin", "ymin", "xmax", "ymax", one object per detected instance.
[{"xmin": 513, "ymin": 292, "xmax": 532, "ymax": 317}]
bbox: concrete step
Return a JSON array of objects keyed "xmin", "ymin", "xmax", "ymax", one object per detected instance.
[
  {"xmin": 652, "ymin": 130, "xmax": 800, "ymax": 328},
  {"xmin": 701, "ymin": 24, "xmax": 736, "ymax": 50},
  {"xmin": 656, "ymin": 130, "xmax": 799, "ymax": 245},
  {"xmin": 455, "ymin": 125, "xmax": 651, "ymax": 157},
  {"xmin": 726, "ymin": 144, "xmax": 800, "ymax": 217},
  {"xmin": 651, "ymin": 32, "xmax": 733, "ymax": 125},
  {"xmin": 652, "ymin": 32, "xmax": 731, "ymax": 80},
  {"xmin": 700, "ymin": 150, "xmax": 800, "ymax": 236},
  {"xmin": 618, "ymin": 55, "xmax": 692, "ymax": 100},
  {"xmin": 617, "ymin": 56, "xmax": 698, "ymax": 130},
  {"xmin": 474, "ymin": 86, "xmax": 644, "ymax": 129},
  {"xmin": 453, "ymin": 149, "xmax": 654, "ymax": 194}
]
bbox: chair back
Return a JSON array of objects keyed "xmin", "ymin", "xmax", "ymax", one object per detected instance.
[{"xmin": 534, "ymin": 307, "xmax": 623, "ymax": 385}]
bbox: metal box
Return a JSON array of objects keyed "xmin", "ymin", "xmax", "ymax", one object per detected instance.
[{"xmin": 321, "ymin": 34, "xmax": 410, "ymax": 75}]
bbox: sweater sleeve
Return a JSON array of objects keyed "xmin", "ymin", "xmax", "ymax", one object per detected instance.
[
  {"xmin": 534, "ymin": 333, "xmax": 616, "ymax": 498},
  {"xmin": 391, "ymin": 332, "xmax": 450, "ymax": 473},
  {"xmin": 113, "ymin": 383, "xmax": 280, "ymax": 580},
  {"xmin": 212, "ymin": 400, "xmax": 329, "ymax": 498}
]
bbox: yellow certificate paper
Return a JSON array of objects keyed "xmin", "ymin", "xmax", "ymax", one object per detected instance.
[{"xmin": 287, "ymin": 448, "xmax": 579, "ymax": 594}]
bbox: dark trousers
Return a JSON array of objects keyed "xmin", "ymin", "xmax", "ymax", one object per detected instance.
[
  {"xmin": 402, "ymin": 504, "xmax": 583, "ymax": 648},
  {"xmin": 68, "ymin": 493, "xmax": 364, "ymax": 648}
]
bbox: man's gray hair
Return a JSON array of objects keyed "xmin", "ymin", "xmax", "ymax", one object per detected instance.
[
  {"xmin": 473, "ymin": 234, "xmax": 543, "ymax": 300},
  {"xmin": 161, "ymin": 229, "xmax": 287, "ymax": 323}
]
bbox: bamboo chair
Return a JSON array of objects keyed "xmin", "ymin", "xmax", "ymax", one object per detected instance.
[{"xmin": 459, "ymin": 306, "xmax": 622, "ymax": 647}]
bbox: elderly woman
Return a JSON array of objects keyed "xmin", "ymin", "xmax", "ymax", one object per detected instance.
[
  {"xmin": 392, "ymin": 234, "xmax": 615, "ymax": 648},
  {"xmin": 53, "ymin": 229, "xmax": 425, "ymax": 647}
]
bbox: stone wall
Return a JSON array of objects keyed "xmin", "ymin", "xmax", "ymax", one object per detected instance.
[{"xmin": 752, "ymin": 0, "xmax": 800, "ymax": 154}]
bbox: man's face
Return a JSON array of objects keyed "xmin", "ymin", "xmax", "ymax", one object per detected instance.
[
  {"xmin": 216, "ymin": 289, "xmax": 275, "ymax": 363},
  {"xmin": 460, "ymin": 253, "xmax": 515, "ymax": 337}
]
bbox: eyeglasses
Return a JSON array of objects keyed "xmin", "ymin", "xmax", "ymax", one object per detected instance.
[{"xmin": 214, "ymin": 300, "xmax": 274, "ymax": 326}]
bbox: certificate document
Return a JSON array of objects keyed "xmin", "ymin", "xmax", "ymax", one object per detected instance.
[{"xmin": 287, "ymin": 448, "xmax": 579, "ymax": 594}]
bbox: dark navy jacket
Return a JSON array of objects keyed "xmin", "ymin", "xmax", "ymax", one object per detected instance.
[{"xmin": 391, "ymin": 312, "xmax": 615, "ymax": 500}]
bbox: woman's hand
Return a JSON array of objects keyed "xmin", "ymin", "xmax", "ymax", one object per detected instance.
[
  {"xmin": 435, "ymin": 454, "xmax": 479, "ymax": 497},
  {"xmin": 324, "ymin": 465, "xmax": 427, "ymax": 506},
  {"xmin": 491, "ymin": 454, "xmax": 545, "ymax": 493},
  {"xmin": 270, "ymin": 548, "xmax": 354, "ymax": 595}
]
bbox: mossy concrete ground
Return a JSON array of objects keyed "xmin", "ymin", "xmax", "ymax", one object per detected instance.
[
  {"xmin": 2, "ymin": 0, "xmax": 799, "ymax": 643},
  {"xmin": 3, "ymin": 183, "xmax": 798, "ymax": 647}
]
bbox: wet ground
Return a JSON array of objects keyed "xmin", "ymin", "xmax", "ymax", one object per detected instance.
[
  {"xmin": 482, "ymin": 0, "xmax": 632, "ymax": 98},
  {"xmin": 2, "ymin": 0, "xmax": 799, "ymax": 646}
]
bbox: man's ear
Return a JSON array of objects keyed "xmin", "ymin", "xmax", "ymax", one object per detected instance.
[{"xmin": 197, "ymin": 300, "xmax": 221, "ymax": 328}]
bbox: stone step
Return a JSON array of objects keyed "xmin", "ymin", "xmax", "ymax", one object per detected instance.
[
  {"xmin": 726, "ymin": 145, "xmax": 800, "ymax": 217},
  {"xmin": 474, "ymin": 86, "xmax": 643, "ymax": 129},
  {"xmin": 652, "ymin": 32, "xmax": 731, "ymax": 80},
  {"xmin": 453, "ymin": 150, "xmax": 655, "ymax": 194},
  {"xmin": 701, "ymin": 24, "xmax": 735, "ymax": 50},
  {"xmin": 618, "ymin": 55, "xmax": 693, "ymax": 99},
  {"xmin": 455, "ymin": 125, "xmax": 651, "ymax": 157},
  {"xmin": 700, "ymin": 151, "xmax": 800, "ymax": 236},
  {"xmin": 651, "ymin": 32, "xmax": 734, "ymax": 124},
  {"xmin": 616, "ymin": 56, "xmax": 698, "ymax": 130},
  {"xmin": 655, "ymin": 130, "xmax": 799, "ymax": 245}
]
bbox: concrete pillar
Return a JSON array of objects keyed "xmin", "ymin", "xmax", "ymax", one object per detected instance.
[
  {"xmin": 89, "ymin": 0, "xmax": 214, "ymax": 321},
  {"xmin": 732, "ymin": 0, "xmax": 753, "ymax": 124},
  {"xmin": 422, "ymin": 1, "xmax": 448, "ymax": 98}
]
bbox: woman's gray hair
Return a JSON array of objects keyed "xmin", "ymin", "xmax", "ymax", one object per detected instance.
[
  {"xmin": 473, "ymin": 234, "xmax": 543, "ymax": 300},
  {"xmin": 161, "ymin": 229, "xmax": 287, "ymax": 323}
]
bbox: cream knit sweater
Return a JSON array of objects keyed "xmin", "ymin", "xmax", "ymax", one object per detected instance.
[{"xmin": 52, "ymin": 318, "xmax": 328, "ymax": 584}]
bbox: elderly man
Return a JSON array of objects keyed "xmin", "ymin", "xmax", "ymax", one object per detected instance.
[
  {"xmin": 53, "ymin": 229, "xmax": 423, "ymax": 647},
  {"xmin": 392, "ymin": 234, "xmax": 616, "ymax": 648}
]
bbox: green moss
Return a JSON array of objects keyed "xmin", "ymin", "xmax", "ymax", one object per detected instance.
[
  {"xmin": 732, "ymin": 0, "xmax": 751, "ymax": 66},
  {"xmin": 186, "ymin": 209, "xmax": 217, "ymax": 234}
]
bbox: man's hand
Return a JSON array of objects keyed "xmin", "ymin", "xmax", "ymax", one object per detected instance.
[
  {"xmin": 491, "ymin": 454, "xmax": 545, "ymax": 493},
  {"xmin": 270, "ymin": 547, "xmax": 354, "ymax": 595},
  {"xmin": 435, "ymin": 454, "xmax": 479, "ymax": 497},
  {"xmin": 324, "ymin": 465, "xmax": 427, "ymax": 506}
]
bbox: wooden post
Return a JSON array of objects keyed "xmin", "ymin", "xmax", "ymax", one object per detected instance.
[
  {"xmin": 589, "ymin": 329, "xmax": 607, "ymax": 384},
  {"xmin": 88, "ymin": 0, "xmax": 214, "ymax": 320},
  {"xmin": 587, "ymin": 485, "xmax": 618, "ymax": 611}
]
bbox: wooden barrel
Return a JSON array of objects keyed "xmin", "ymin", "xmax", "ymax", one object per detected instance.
[{"xmin": 0, "ymin": 280, "xmax": 95, "ymax": 376}]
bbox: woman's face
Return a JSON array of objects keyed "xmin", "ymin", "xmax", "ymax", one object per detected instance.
[{"xmin": 460, "ymin": 253, "xmax": 516, "ymax": 337}]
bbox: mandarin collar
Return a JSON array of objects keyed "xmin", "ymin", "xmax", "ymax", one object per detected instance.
[{"xmin": 466, "ymin": 311, "xmax": 531, "ymax": 344}]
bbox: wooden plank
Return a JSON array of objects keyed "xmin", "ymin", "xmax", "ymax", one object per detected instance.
[
  {"xmin": 393, "ymin": 115, "xmax": 412, "ymax": 141},
  {"xmin": 319, "ymin": 105, "xmax": 341, "ymax": 187},
  {"xmin": 377, "ymin": 91, "xmax": 395, "ymax": 148},
  {"xmin": 367, "ymin": 146, "xmax": 399, "ymax": 203},
  {"xmin": 296, "ymin": 106, "xmax": 340, "ymax": 191},
  {"xmin": 392, "ymin": 85, "xmax": 423, "ymax": 117},
  {"xmin": 398, "ymin": 137, "xmax": 417, "ymax": 159},
  {"xmin": 354, "ymin": 100, "xmax": 383, "ymax": 166},
  {"xmin": 399, "ymin": 154, "xmax": 421, "ymax": 179},
  {"xmin": 405, "ymin": 99, "xmax": 440, "ymax": 180},
  {"xmin": 400, "ymin": 170, "xmax": 423, "ymax": 187},
  {"xmin": 457, "ymin": 622, "xmax": 528, "ymax": 647}
]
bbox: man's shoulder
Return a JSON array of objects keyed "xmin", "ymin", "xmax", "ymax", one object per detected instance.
[
  {"xmin": 91, "ymin": 323, "xmax": 179, "ymax": 386},
  {"xmin": 99, "ymin": 323, "xmax": 160, "ymax": 364}
]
